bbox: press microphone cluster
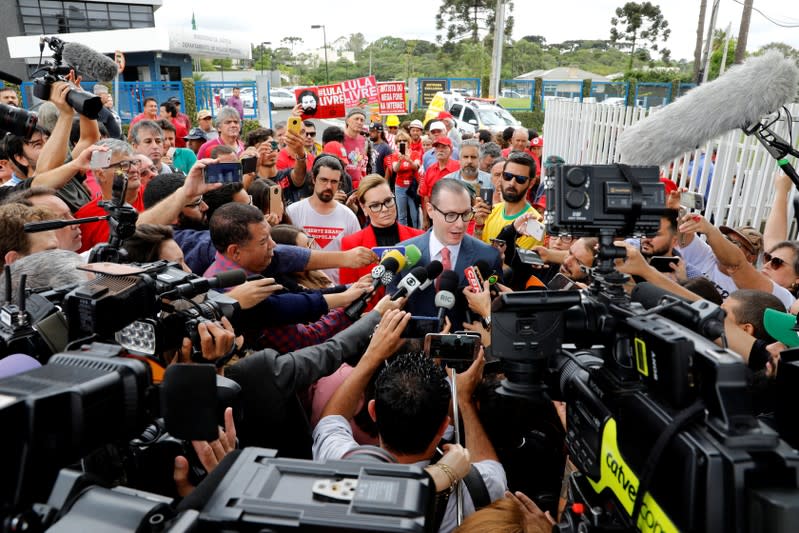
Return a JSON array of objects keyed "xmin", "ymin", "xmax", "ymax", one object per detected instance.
[{"xmin": 344, "ymin": 250, "xmax": 406, "ymax": 320}]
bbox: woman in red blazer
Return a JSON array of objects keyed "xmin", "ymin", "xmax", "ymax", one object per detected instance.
[{"xmin": 340, "ymin": 174, "xmax": 423, "ymax": 285}]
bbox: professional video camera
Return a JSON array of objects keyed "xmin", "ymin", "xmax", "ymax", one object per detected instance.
[
  {"xmin": 31, "ymin": 37, "xmax": 102, "ymax": 119},
  {"xmin": 492, "ymin": 163, "xmax": 799, "ymax": 532}
]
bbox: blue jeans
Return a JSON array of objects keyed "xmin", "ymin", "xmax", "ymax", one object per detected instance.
[{"xmin": 395, "ymin": 185, "xmax": 418, "ymax": 228}]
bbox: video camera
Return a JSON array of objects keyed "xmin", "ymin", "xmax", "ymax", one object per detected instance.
[
  {"xmin": 31, "ymin": 36, "xmax": 102, "ymax": 119},
  {"xmin": 492, "ymin": 164, "xmax": 799, "ymax": 532}
]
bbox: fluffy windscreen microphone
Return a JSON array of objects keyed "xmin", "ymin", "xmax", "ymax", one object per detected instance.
[
  {"xmin": 618, "ymin": 51, "xmax": 799, "ymax": 165},
  {"xmin": 62, "ymin": 42, "xmax": 120, "ymax": 82}
]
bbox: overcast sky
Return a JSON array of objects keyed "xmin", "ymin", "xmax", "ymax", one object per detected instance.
[{"xmin": 155, "ymin": 0, "xmax": 799, "ymax": 62}]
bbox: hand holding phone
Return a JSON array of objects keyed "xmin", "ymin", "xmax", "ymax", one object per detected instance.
[
  {"xmin": 204, "ymin": 162, "xmax": 243, "ymax": 184},
  {"xmin": 680, "ymin": 191, "xmax": 704, "ymax": 211},
  {"xmin": 90, "ymin": 150, "xmax": 112, "ymax": 169},
  {"xmin": 649, "ymin": 256, "xmax": 680, "ymax": 273}
]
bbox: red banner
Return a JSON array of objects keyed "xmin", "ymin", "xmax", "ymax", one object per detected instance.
[
  {"xmin": 340, "ymin": 75, "xmax": 378, "ymax": 109},
  {"xmin": 295, "ymin": 84, "xmax": 346, "ymax": 120},
  {"xmin": 377, "ymin": 81, "xmax": 407, "ymax": 115}
]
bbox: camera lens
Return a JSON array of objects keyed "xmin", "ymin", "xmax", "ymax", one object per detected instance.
[{"xmin": 0, "ymin": 103, "xmax": 37, "ymax": 138}]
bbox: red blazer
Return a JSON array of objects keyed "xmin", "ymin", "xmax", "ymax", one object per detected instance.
[{"xmin": 340, "ymin": 224, "xmax": 424, "ymax": 285}]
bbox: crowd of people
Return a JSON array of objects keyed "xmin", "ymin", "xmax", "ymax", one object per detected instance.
[{"xmin": 0, "ymin": 76, "xmax": 795, "ymax": 533}]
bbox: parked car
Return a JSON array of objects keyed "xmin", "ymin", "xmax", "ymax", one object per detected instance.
[
  {"xmin": 500, "ymin": 89, "xmax": 526, "ymax": 99},
  {"xmin": 425, "ymin": 91, "xmax": 521, "ymax": 135},
  {"xmin": 269, "ymin": 89, "xmax": 296, "ymax": 109}
]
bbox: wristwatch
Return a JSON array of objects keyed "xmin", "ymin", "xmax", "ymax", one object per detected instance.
[{"xmin": 481, "ymin": 315, "xmax": 492, "ymax": 330}]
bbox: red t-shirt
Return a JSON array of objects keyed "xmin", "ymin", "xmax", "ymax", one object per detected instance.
[
  {"xmin": 76, "ymin": 187, "xmax": 145, "ymax": 253},
  {"xmin": 384, "ymin": 152, "xmax": 418, "ymax": 188},
  {"xmin": 343, "ymin": 134, "xmax": 367, "ymax": 188},
  {"xmin": 419, "ymin": 159, "xmax": 460, "ymax": 198},
  {"xmin": 276, "ymin": 148, "xmax": 315, "ymax": 172},
  {"xmin": 171, "ymin": 118, "xmax": 188, "ymax": 148},
  {"xmin": 197, "ymin": 138, "xmax": 245, "ymax": 160}
]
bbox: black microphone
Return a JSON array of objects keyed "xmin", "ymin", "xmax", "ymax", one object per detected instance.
[
  {"xmin": 24, "ymin": 216, "xmax": 108, "ymax": 232},
  {"xmin": 390, "ymin": 265, "xmax": 429, "ymax": 300},
  {"xmin": 630, "ymin": 282, "xmax": 726, "ymax": 340},
  {"xmin": 417, "ymin": 260, "xmax": 444, "ymax": 292},
  {"xmin": 434, "ymin": 271, "xmax": 459, "ymax": 330},
  {"xmin": 161, "ymin": 270, "xmax": 247, "ymax": 300},
  {"xmin": 618, "ymin": 51, "xmax": 799, "ymax": 166},
  {"xmin": 344, "ymin": 254, "xmax": 405, "ymax": 320},
  {"xmin": 62, "ymin": 42, "xmax": 120, "ymax": 82}
]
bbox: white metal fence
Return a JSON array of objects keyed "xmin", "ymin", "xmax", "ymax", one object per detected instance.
[{"xmin": 542, "ymin": 100, "xmax": 799, "ymax": 231}]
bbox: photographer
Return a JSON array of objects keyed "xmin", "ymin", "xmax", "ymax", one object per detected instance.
[{"xmin": 314, "ymin": 310, "xmax": 507, "ymax": 532}]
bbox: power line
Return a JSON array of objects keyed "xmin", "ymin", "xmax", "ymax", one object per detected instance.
[{"xmin": 729, "ymin": 0, "xmax": 799, "ymax": 28}]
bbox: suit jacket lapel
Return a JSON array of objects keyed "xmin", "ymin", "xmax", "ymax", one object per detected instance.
[{"xmin": 454, "ymin": 236, "xmax": 475, "ymax": 276}]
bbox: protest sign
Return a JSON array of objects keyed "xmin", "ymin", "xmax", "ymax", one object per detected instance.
[
  {"xmin": 294, "ymin": 85, "xmax": 345, "ymax": 119},
  {"xmin": 377, "ymin": 81, "xmax": 407, "ymax": 115},
  {"xmin": 340, "ymin": 75, "xmax": 379, "ymax": 109}
]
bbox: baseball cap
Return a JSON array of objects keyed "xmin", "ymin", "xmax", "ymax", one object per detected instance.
[
  {"xmin": 719, "ymin": 225, "xmax": 763, "ymax": 256},
  {"xmin": 184, "ymin": 127, "xmax": 208, "ymax": 141},
  {"xmin": 369, "ymin": 122, "xmax": 383, "ymax": 131},
  {"xmin": 764, "ymin": 308, "xmax": 799, "ymax": 347},
  {"xmin": 429, "ymin": 121, "xmax": 446, "ymax": 132},
  {"xmin": 197, "ymin": 109, "xmax": 212, "ymax": 120},
  {"xmin": 323, "ymin": 141, "xmax": 349, "ymax": 165},
  {"xmin": 386, "ymin": 115, "xmax": 400, "ymax": 127},
  {"xmin": 531, "ymin": 137, "xmax": 544, "ymax": 148},
  {"xmin": 92, "ymin": 84, "xmax": 109, "ymax": 95},
  {"xmin": 437, "ymin": 111, "xmax": 454, "ymax": 120},
  {"xmin": 659, "ymin": 177, "xmax": 678, "ymax": 195},
  {"xmin": 409, "ymin": 119, "xmax": 424, "ymax": 129},
  {"xmin": 346, "ymin": 107, "xmax": 366, "ymax": 120},
  {"xmin": 432, "ymin": 137, "xmax": 452, "ymax": 148},
  {"xmin": 168, "ymin": 96, "xmax": 181, "ymax": 104}
]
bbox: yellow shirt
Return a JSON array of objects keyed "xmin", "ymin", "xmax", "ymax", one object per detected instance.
[{"xmin": 481, "ymin": 202, "xmax": 543, "ymax": 249}]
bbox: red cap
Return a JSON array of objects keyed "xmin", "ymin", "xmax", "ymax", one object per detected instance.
[
  {"xmin": 323, "ymin": 141, "xmax": 349, "ymax": 165},
  {"xmin": 659, "ymin": 177, "xmax": 677, "ymax": 195},
  {"xmin": 437, "ymin": 111, "xmax": 454, "ymax": 120},
  {"xmin": 531, "ymin": 137, "xmax": 544, "ymax": 148},
  {"xmin": 432, "ymin": 137, "xmax": 452, "ymax": 148}
]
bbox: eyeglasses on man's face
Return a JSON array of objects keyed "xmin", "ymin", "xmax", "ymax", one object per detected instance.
[
  {"xmin": 105, "ymin": 159, "xmax": 142, "ymax": 172},
  {"xmin": 431, "ymin": 203, "xmax": 474, "ymax": 223}
]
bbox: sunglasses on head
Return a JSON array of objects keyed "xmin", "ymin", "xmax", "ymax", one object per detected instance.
[
  {"xmin": 502, "ymin": 171, "xmax": 529, "ymax": 184},
  {"xmin": 764, "ymin": 252, "xmax": 788, "ymax": 270}
]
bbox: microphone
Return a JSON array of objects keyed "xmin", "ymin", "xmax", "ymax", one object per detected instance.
[
  {"xmin": 464, "ymin": 265, "xmax": 484, "ymax": 293},
  {"xmin": 630, "ymin": 282, "xmax": 726, "ymax": 340},
  {"xmin": 344, "ymin": 250, "xmax": 406, "ymax": 320},
  {"xmin": 161, "ymin": 270, "xmax": 247, "ymax": 300},
  {"xmin": 391, "ymin": 265, "xmax": 429, "ymax": 300},
  {"xmin": 404, "ymin": 244, "xmax": 422, "ymax": 269},
  {"xmin": 475, "ymin": 259, "xmax": 499, "ymax": 286},
  {"xmin": 618, "ymin": 51, "xmax": 799, "ymax": 165},
  {"xmin": 417, "ymin": 259, "xmax": 444, "ymax": 292},
  {"xmin": 62, "ymin": 42, "xmax": 120, "ymax": 82},
  {"xmin": 434, "ymin": 271, "xmax": 459, "ymax": 330},
  {"xmin": 24, "ymin": 216, "xmax": 108, "ymax": 232}
]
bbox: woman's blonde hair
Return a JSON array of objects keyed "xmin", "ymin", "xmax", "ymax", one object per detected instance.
[{"xmin": 356, "ymin": 174, "xmax": 389, "ymax": 204}]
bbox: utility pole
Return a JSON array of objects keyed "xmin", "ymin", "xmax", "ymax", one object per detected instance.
[
  {"xmin": 693, "ymin": 0, "xmax": 707, "ymax": 84},
  {"xmin": 488, "ymin": 0, "xmax": 505, "ymax": 98},
  {"xmin": 700, "ymin": 0, "xmax": 720, "ymax": 84},
  {"xmin": 734, "ymin": 0, "xmax": 753, "ymax": 64},
  {"xmin": 719, "ymin": 22, "xmax": 732, "ymax": 76}
]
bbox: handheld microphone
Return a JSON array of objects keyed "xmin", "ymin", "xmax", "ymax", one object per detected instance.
[
  {"xmin": 475, "ymin": 259, "xmax": 499, "ymax": 285},
  {"xmin": 630, "ymin": 282, "xmax": 726, "ymax": 340},
  {"xmin": 161, "ymin": 270, "xmax": 247, "ymax": 300},
  {"xmin": 404, "ymin": 244, "xmax": 422, "ymax": 269},
  {"xmin": 344, "ymin": 250, "xmax": 406, "ymax": 320},
  {"xmin": 618, "ymin": 51, "xmax": 799, "ymax": 166},
  {"xmin": 62, "ymin": 42, "xmax": 121, "ymax": 82},
  {"xmin": 417, "ymin": 259, "xmax": 444, "ymax": 292},
  {"xmin": 434, "ymin": 271, "xmax": 459, "ymax": 330},
  {"xmin": 391, "ymin": 265, "xmax": 429, "ymax": 300},
  {"xmin": 464, "ymin": 265, "xmax": 484, "ymax": 292}
]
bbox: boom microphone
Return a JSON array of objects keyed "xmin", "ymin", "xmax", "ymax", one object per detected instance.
[
  {"xmin": 391, "ymin": 265, "xmax": 429, "ymax": 300},
  {"xmin": 62, "ymin": 42, "xmax": 120, "ymax": 82},
  {"xmin": 618, "ymin": 51, "xmax": 799, "ymax": 165},
  {"xmin": 344, "ymin": 250, "xmax": 406, "ymax": 319},
  {"xmin": 161, "ymin": 270, "xmax": 247, "ymax": 300}
]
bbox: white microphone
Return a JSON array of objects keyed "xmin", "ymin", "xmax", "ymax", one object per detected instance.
[
  {"xmin": 618, "ymin": 51, "xmax": 799, "ymax": 166},
  {"xmin": 62, "ymin": 42, "xmax": 120, "ymax": 82},
  {"xmin": 434, "ymin": 270, "xmax": 459, "ymax": 330}
]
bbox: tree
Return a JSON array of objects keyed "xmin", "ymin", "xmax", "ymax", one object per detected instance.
[
  {"xmin": 281, "ymin": 36, "xmax": 303, "ymax": 54},
  {"xmin": 610, "ymin": 2, "xmax": 671, "ymax": 70},
  {"xmin": 346, "ymin": 33, "xmax": 366, "ymax": 56},
  {"xmin": 436, "ymin": 0, "xmax": 514, "ymax": 43}
]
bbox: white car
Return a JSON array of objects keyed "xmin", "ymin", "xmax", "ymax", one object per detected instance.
[
  {"xmin": 269, "ymin": 89, "xmax": 296, "ymax": 109},
  {"xmin": 450, "ymin": 99, "xmax": 521, "ymax": 135}
]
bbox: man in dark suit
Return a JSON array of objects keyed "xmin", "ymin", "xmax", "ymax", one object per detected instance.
[{"xmin": 393, "ymin": 178, "xmax": 502, "ymax": 330}]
